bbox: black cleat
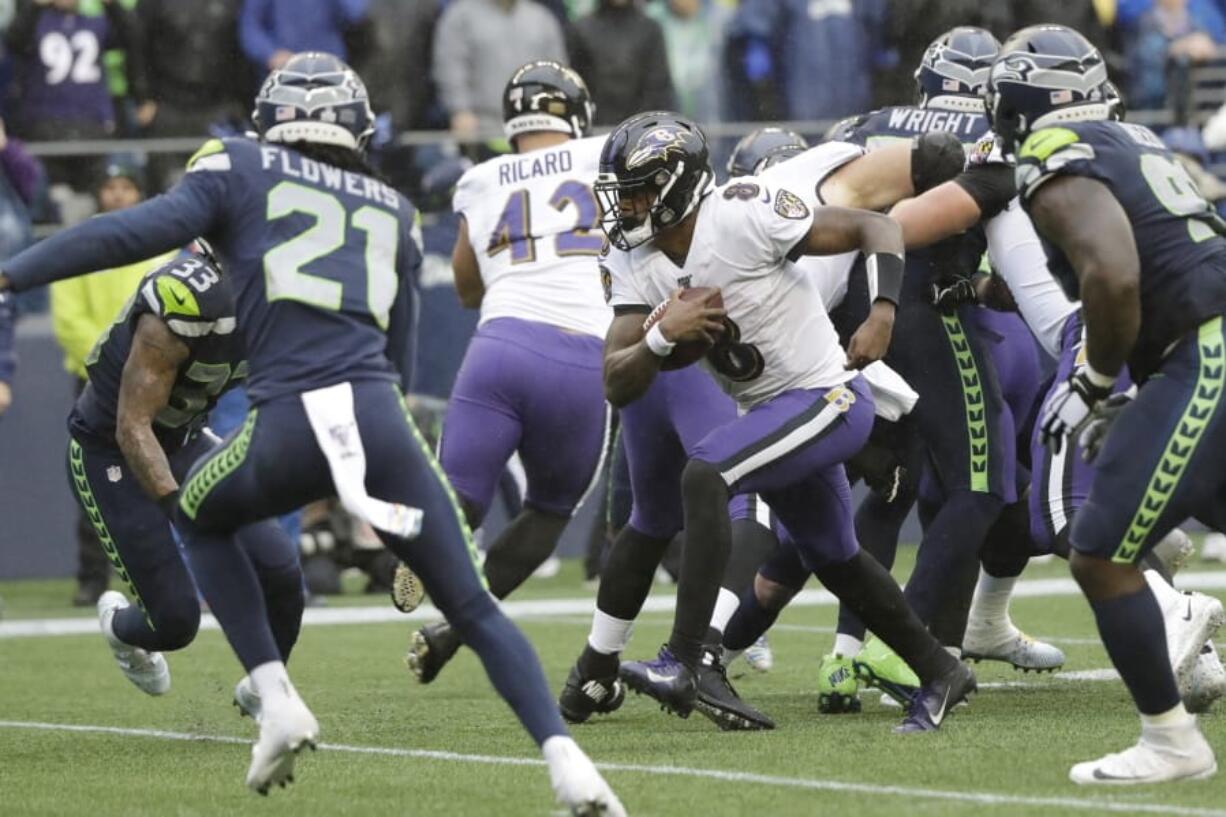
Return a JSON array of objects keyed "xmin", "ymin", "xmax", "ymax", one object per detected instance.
[
  {"xmin": 895, "ymin": 661, "xmax": 977, "ymax": 733},
  {"xmin": 559, "ymin": 664, "xmax": 626, "ymax": 724},
  {"xmin": 693, "ymin": 651, "xmax": 775, "ymax": 731},
  {"xmin": 406, "ymin": 621, "xmax": 462, "ymax": 684},
  {"xmin": 618, "ymin": 644, "xmax": 697, "ymax": 718}
]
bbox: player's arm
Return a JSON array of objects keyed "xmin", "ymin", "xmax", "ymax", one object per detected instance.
[
  {"xmin": 819, "ymin": 131, "xmax": 965, "ymax": 213},
  {"xmin": 116, "ymin": 313, "xmax": 191, "ymax": 512},
  {"xmin": 798, "ymin": 206, "xmax": 905, "ymax": 368},
  {"xmin": 451, "ymin": 217, "xmax": 484, "ymax": 309},
  {"xmin": 602, "ymin": 292, "xmax": 725, "ymax": 408},
  {"xmin": 1028, "ymin": 175, "xmax": 1139, "ymax": 378}
]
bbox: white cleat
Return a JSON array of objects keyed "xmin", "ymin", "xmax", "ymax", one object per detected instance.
[
  {"xmin": 1146, "ymin": 571, "xmax": 1226, "ymax": 690},
  {"xmin": 544, "ymin": 737, "xmax": 626, "ymax": 817},
  {"xmin": 744, "ymin": 635, "xmax": 774, "ymax": 673},
  {"xmin": 245, "ymin": 692, "xmax": 319, "ymax": 795},
  {"xmin": 233, "ymin": 675, "xmax": 262, "ymax": 722},
  {"xmin": 1184, "ymin": 643, "xmax": 1226, "ymax": 714},
  {"xmin": 962, "ymin": 621, "xmax": 1066, "ymax": 672},
  {"xmin": 1070, "ymin": 724, "xmax": 1217, "ymax": 785},
  {"xmin": 96, "ymin": 591, "xmax": 170, "ymax": 696}
]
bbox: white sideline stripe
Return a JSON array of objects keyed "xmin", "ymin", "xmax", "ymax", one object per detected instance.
[
  {"xmin": 5, "ymin": 570, "xmax": 1226, "ymax": 640},
  {"xmin": 1, "ymin": 721, "xmax": 1224, "ymax": 817}
]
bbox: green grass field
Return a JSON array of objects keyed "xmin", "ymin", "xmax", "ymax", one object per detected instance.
[{"xmin": 2, "ymin": 553, "xmax": 1225, "ymax": 817}]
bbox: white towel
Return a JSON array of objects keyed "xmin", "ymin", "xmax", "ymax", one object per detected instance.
[
  {"xmin": 301, "ymin": 382, "xmax": 423, "ymax": 540},
  {"xmin": 860, "ymin": 361, "xmax": 919, "ymax": 422}
]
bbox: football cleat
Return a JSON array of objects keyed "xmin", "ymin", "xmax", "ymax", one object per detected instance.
[
  {"xmin": 744, "ymin": 635, "xmax": 774, "ymax": 673},
  {"xmin": 618, "ymin": 644, "xmax": 697, "ymax": 718},
  {"xmin": 693, "ymin": 650, "xmax": 775, "ymax": 731},
  {"xmin": 544, "ymin": 736, "xmax": 627, "ymax": 817},
  {"xmin": 1184, "ymin": 642, "xmax": 1226, "ymax": 714},
  {"xmin": 559, "ymin": 664, "xmax": 626, "ymax": 724},
  {"xmin": 1146, "ymin": 571, "xmax": 1226, "ymax": 692},
  {"xmin": 853, "ymin": 636, "xmax": 919, "ymax": 707},
  {"xmin": 817, "ymin": 653, "xmax": 862, "ymax": 714},
  {"xmin": 390, "ymin": 562, "xmax": 425, "ymax": 613},
  {"xmin": 245, "ymin": 688, "xmax": 319, "ymax": 795},
  {"xmin": 962, "ymin": 623, "xmax": 1066, "ymax": 673},
  {"xmin": 406, "ymin": 621, "xmax": 462, "ymax": 684},
  {"xmin": 97, "ymin": 591, "xmax": 170, "ymax": 696},
  {"xmin": 234, "ymin": 675, "xmax": 262, "ymax": 722},
  {"xmin": 895, "ymin": 661, "xmax": 977, "ymax": 733},
  {"xmin": 1070, "ymin": 724, "xmax": 1216, "ymax": 785}
]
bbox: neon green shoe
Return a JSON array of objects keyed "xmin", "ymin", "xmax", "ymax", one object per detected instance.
[
  {"xmin": 853, "ymin": 636, "xmax": 920, "ymax": 707},
  {"xmin": 817, "ymin": 653, "xmax": 861, "ymax": 714}
]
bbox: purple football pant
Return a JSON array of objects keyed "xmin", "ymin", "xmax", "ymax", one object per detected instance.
[
  {"xmin": 620, "ymin": 365, "xmax": 751, "ymax": 539},
  {"xmin": 441, "ymin": 318, "xmax": 609, "ymax": 521},
  {"xmin": 690, "ymin": 378, "xmax": 875, "ymax": 570}
]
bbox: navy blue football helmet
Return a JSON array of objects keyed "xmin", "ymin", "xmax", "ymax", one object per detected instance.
[
  {"xmin": 502, "ymin": 61, "xmax": 594, "ymax": 142},
  {"xmin": 252, "ymin": 52, "xmax": 375, "ymax": 151},
  {"xmin": 985, "ymin": 25, "xmax": 1109, "ymax": 156},
  {"xmin": 915, "ymin": 26, "xmax": 1001, "ymax": 112},
  {"xmin": 726, "ymin": 128, "xmax": 809, "ymax": 178},
  {"xmin": 595, "ymin": 112, "xmax": 713, "ymax": 251}
]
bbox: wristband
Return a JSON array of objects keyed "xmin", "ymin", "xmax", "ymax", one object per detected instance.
[
  {"xmin": 867, "ymin": 252, "xmax": 905, "ymax": 306},
  {"xmin": 645, "ymin": 323, "xmax": 676, "ymax": 357},
  {"xmin": 156, "ymin": 490, "xmax": 181, "ymax": 518},
  {"xmin": 1083, "ymin": 363, "xmax": 1116, "ymax": 390}
]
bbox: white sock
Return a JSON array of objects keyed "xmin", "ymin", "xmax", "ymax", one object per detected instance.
[
  {"xmin": 1141, "ymin": 702, "xmax": 1194, "ymax": 733},
  {"xmin": 833, "ymin": 633, "xmax": 863, "ymax": 658},
  {"xmin": 587, "ymin": 610, "xmax": 634, "ymax": 655},
  {"xmin": 709, "ymin": 587, "xmax": 741, "ymax": 635},
  {"xmin": 945, "ymin": 644, "xmax": 963, "ymax": 659},
  {"xmin": 967, "ymin": 569, "xmax": 1017, "ymax": 632},
  {"xmin": 722, "ymin": 647, "xmax": 745, "ymax": 666},
  {"xmin": 249, "ymin": 661, "xmax": 294, "ymax": 703},
  {"xmin": 1143, "ymin": 569, "xmax": 1180, "ymax": 613}
]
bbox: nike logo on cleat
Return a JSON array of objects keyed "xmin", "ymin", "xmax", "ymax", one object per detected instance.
[
  {"xmin": 644, "ymin": 668, "xmax": 672, "ymax": 684},
  {"xmin": 1092, "ymin": 768, "xmax": 1131, "ymax": 781},
  {"xmin": 582, "ymin": 680, "xmax": 608, "ymax": 702},
  {"xmin": 1184, "ymin": 597, "xmax": 1194, "ymax": 622}
]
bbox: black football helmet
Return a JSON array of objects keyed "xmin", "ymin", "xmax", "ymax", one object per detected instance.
[
  {"xmin": 252, "ymin": 52, "xmax": 375, "ymax": 151},
  {"xmin": 503, "ymin": 61, "xmax": 594, "ymax": 142},
  {"xmin": 985, "ymin": 25, "xmax": 1109, "ymax": 156},
  {"xmin": 726, "ymin": 128, "xmax": 809, "ymax": 178},
  {"xmin": 595, "ymin": 112, "xmax": 713, "ymax": 251},
  {"xmin": 915, "ymin": 26, "xmax": 1001, "ymax": 112}
]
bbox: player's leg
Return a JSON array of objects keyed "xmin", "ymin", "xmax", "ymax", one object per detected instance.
[
  {"xmin": 358, "ymin": 382, "xmax": 621, "ymax": 813},
  {"xmin": 1068, "ymin": 319, "xmax": 1226, "ymax": 784}
]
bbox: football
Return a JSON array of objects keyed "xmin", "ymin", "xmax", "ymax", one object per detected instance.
[{"xmin": 643, "ymin": 287, "xmax": 723, "ymax": 370}]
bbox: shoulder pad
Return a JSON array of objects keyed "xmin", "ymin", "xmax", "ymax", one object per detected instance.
[{"xmin": 186, "ymin": 138, "xmax": 231, "ymax": 173}]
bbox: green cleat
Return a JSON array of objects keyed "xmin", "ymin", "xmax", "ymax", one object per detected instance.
[
  {"xmin": 817, "ymin": 653, "xmax": 861, "ymax": 714},
  {"xmin": 853, "ymin": 636, "xmax": 920, "ymax": 707}
]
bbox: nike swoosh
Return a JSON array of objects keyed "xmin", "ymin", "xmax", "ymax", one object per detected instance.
[
  {"xmin": 1092, "ymin": 768, "xmax": 1132, "ymax": 781},
  {"xmin": 644, "ymin": 668, "xmax": 672, "ymax": 684},
  {"xmin": 171, "ymin": 291, "xmax": 188, "ymax": 305},
  {"xmin": 927, "ymin": 690, "xmax": 949, "ymax": 726},
  {"xmin": 1184, "ymin": 597, "xmax": 1194, "ymax": 622}
]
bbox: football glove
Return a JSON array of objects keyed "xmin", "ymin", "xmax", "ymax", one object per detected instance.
[
  {"xmin": 928, "ymin": 276, "xmax": 977, "ymax": 313},
  {"xmin": 1040, "ymin": 368, "xmax": 1115, "ymax": 455},
  {"xmin": 1078, "ymin": 389, "xmax": 1136, "ymax": 464}
]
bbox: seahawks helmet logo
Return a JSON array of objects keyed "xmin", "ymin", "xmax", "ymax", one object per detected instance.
[{"xmin": 626, "ymin": 127, "xmax": 686, "ymax": 170}]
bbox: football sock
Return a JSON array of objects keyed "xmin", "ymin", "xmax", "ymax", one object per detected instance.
[
  {"xmin": 836, "ymin": 486, "xmax": 913, "ymax": 641},
  {"xmin": 596, "ymin": 526, "xmax": 670, "ymax": 620},
  {"xmin": 705, "ymin": 587, "xmax": 742, "ymax": 647},
  {"xmin": 904, "ymin": 489, "xmax": 1004, "ymax": 626},
  {"xmin": 669, "ymin": 461, "xmax": 732, "ymax": 670},
  {"xmin": 817, "ymin": 550, "xmax": 956, "ymax": 683},
  {"xmin": 481, "ymin": 508, "xmax": 569, "ymax": 599},
  {"xmin": 587, "ymin": 609, "xmax": 634, "ymax": 656},
  {"xmin": 723, "ymin": 586, "xmax": 780, "ymax": 652},
  {"xmin": 833, "ymin": 633, "xmax": 863, "ymax": 657},
  {"xmin": 965, "ymin": 569, "xmax": 1017, "ymax": 633},
  {"xmin": 724, "ymin": 519, "xmax": 777, "ymax": 593},
  {"xmin": 1089, "ymin": 585, "xmax": 1182, "ymax": 715},
  {"xmin": 237, "ymin": 519, "xmax": 304, "ymax": 662},
  {"xmin": 979, "ymin": 500, "xmax": 1036, "ymax": 579}
]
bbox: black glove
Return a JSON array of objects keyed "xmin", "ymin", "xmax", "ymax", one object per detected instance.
[
  {"xmin": 929, "ymin": 276, "xmax": 977, "ymax": 313},
  {"xmin": 1078, "ymin": 391, "xmax": 1134, "ymax": 464}
]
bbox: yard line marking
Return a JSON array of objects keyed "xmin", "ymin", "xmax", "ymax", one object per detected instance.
[
  {"xmin": 4, "ymin": 570, "xmax": 1226, "ymax": 640},
  {"xmin": 0, "ymin": 720, "xmax": 1223, "ymax": 817}
]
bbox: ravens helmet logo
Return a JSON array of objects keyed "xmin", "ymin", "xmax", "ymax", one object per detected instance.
[{"xmin": 626, "ymin": 127, "xmax": 687, "ymax": 170}]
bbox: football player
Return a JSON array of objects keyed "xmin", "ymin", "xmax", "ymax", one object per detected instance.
[
  {"xmin": 62, "ymin": 248, "xmax": 303, "ymax": 705},
  {"xmin": 592, "ymin": 111, "xmax": 975, "ymax": 733},
  {"xmin": 0, "ymin": 53, "xmax": 624, "ymax": 815},
  {"xmin": 406, "ymin": 61, "xmax": 614, "ymax": 684},
  {"xmin": 990, "ymin": 24, "xmax": 1226, "ymax": 783}
]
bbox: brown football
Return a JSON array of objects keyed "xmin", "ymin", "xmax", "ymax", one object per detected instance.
[{"xmin": 642, "ymin": 287, "xmax": 723, "ymax": 370}]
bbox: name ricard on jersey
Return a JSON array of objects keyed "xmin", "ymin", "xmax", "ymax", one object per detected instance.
[
  {"xmin": 259, "ymin": 145, "xmax": 401, "ymax": 210},
  {"xmin": 498, "ymin": 149, "xmax": 575, "ymax": 186},
  {"xmin": 886, "ymin": 107, "xmax": 983, "ymax": 138}
]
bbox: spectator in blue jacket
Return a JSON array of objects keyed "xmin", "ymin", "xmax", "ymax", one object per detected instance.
[
  {"xmin": 239, "ymin": 0, "xmax": 372, "ymax": 74},
  {"xmin": 1128, "ymin": 0, "xmax": 1219, "ymax": 109}
]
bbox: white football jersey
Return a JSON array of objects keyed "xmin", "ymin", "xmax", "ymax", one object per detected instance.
[
  {"xmin": 453, "ymin": 135, "xmax": 611, "ymax": 338},
  {"xmin": 606, "ymin": 142, "xmax": 864, "ymax": 408}
]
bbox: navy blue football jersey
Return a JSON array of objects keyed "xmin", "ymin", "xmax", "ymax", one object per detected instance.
[
  {"xmin": 4, "ymin": 137, "xmax": 422, "ymax": 404},
  {"xmin": 1017, "ymin": 120, "xmax": 1226, "ymax": 378},
  {"xmin": 70, "ymin": 253, "xmax": 246, "ymax": 450},
  {"xmin": 840, "ymin": 106, "xmax": 993, "ymax": 295}
]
